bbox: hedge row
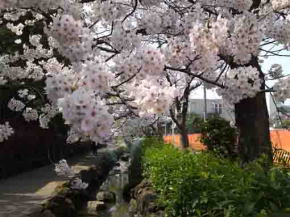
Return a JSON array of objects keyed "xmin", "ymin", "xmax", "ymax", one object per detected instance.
[{"xmin": 142, "ymin": 137, "xmax": 290, "ymax": 217}]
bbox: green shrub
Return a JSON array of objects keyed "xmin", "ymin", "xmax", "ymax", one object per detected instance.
[
  {"xmin": 186, "ymin": 114, "xmax": 204, "ymax": 133},
  {"xmin": 141, "ymin": 138, "xmax": 290, "ymax": 217},
  {"xmin": 200, "ymin": 116, "xmax": 237, "ymax": 158}
]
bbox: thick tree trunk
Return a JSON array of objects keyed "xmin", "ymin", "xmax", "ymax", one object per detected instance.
[
  {"xmin": 235, "ymin": 90, "xmax": 272, "ymax": 163},
  {"xmin": 179, "ymin": 127, "xmax": 189, "ymax": 148},
  {"xmin": 227, "ymin": 55, "xmax": 272, "ymax": 163}
]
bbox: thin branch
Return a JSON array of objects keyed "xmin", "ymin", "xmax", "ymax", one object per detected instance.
[
  {"xmin": 260, "ymin": 48, "xmax": 290, "ymax": 57},
  {"xmin": 122, "ymin": 0, "xmax": 138, "ymax": 23},
  {"xmin": 112, "ymin": 71, "xmax": 139, "ymax": 89},
  {"xmin": 169, "ymin": 108, "xmax": 182, "ymax": 130},
  {"xmin": 165, "ymin": 65, "xmax": 225, "ymax": 88}
]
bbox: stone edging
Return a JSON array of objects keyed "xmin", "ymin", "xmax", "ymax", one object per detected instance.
[{"xmin": 29, "ymin": 148, "xmax": 125, "ymax": 217}]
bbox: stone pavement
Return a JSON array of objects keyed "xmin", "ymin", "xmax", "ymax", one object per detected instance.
[{"xmin": 0, "ymin": 153, "xmax": 96, "ymax": 217}]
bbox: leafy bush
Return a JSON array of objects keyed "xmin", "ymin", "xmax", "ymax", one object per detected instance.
[
  {"xmin": 142, "ymin": 138, "xmax": 290, "ymax": 217},
  {"xmin": 200, "ymin": 116, "xmax": 237, "ymax": 158},
  {"xmin": 186, "ymin": 114, "xmax": 204, "ymax": 133}
]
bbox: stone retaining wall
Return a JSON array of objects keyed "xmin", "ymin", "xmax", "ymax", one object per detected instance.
[
  {"xmin": 129, "ymin": 180, "xmax": 164, "ymax": 217},
  {"xmin": 30, "ymin": 148, "xmax": 125, "ymax": 217},
  {"xmin": 0, "ymin": 118, "xmax": 91, "ymax": 179}
]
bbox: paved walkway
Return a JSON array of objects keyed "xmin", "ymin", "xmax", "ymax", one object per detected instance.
[{"xmin": 0, "ymin": 153, "xmax": 96, "ymax": 217}]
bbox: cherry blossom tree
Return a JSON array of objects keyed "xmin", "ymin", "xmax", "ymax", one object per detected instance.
[{"xmin": 1, "ymin": 0, "xmax": 290, "ymax": 162}]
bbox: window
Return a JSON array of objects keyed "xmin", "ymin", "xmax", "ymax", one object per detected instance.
[{"xmin": 214, "ymin": 103, "xmax": 222, "ymax": 114}]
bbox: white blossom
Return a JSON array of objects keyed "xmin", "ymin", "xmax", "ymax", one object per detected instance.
[
  {"xmin": 23, "ymin": 108, "xmax": 38, "ymax": 122},
  {"xmin": 55, "ymin": 159, "xmax": 75, "ymax": 178},
  {"xmin": 273, "ymin": 77, "xmax": 290, "ymax": 102},
  {"xmin": 70, "ymin": 177, "xmax": 88, "ymax": 190},
  {"xmin": 217, "ymin": 66, "xmax": 262, "ymax": 104},
  {"xmin": 269, "ymin": 64, "xmax": 283, "ymax": 79},
  {"xmin": 0, "ymin": 122, "xmax": 14, "ymax": 143},
  {"xmin": 272, "ymin": 0, "xmax": 290, "ymax": 10},
  {"xmin": 8, "ymin": 98, "xmax": 25, "ymax": 112}
]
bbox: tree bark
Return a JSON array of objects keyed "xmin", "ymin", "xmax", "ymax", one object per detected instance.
[
  {"xmin": 235, "ymin": 93, "xmax": 272, "ymax": 162},
  {"xmin": 174, "ymin": 84, "xmax": 191, "ymax": 149},
  {"xmin": 234, "ymin": 58, "xmax": 272, "ymax": 163},
  {"xmin": 179, "ymin": 127, "xmax": 189, "ymax": 148}
]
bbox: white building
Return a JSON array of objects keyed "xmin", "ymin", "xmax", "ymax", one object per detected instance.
[
  {"xmin": 188, "ymin": 98, "xmax": 235, "ymax": 122},
  {"xmin": 189, "ymin": 87, "xmax": 235, "ymax": 122},
  {"xmin": 267, "ymin": 94, "xmax": 290, "ymax": 127}
]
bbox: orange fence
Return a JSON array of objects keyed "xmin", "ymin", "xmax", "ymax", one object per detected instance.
[
  {"xmin": 163, "ymin": 134, "xmax": 205, "ymax": 150},
  {"xmin": 163, "ymin": 129, "xmax": 290, "ymax": 151}
]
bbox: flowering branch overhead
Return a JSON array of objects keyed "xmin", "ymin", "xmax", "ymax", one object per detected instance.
[{"xmin": 0, "ymin": 0, "xmax": 290, "ymax": 144}]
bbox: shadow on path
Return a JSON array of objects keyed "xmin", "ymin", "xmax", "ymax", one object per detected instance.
[{"xmin": 0, "ymin": 153, "xmax": 96, "ymax": 217}]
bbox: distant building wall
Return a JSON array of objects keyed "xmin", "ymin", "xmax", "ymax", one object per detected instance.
[{"xmin": 188, "ymin": 99, "xmax": 235, "ymax": 122}]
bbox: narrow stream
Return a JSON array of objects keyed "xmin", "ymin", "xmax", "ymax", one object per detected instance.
[{"xmin": 78, "ymin": 160, "xmax": 130, "ymax": 217}]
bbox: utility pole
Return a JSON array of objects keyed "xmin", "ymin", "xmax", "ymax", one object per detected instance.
[
  {"xmin": 172, "ymin": 120, "xmax": 175, "ymax": 144},
  {"xmin": 203, "ymin": 84, "xmax": 207, "ymax": 121},
  {"xmin": 164, "ymin": 123, "xmax": 167, "ymax": 136}
]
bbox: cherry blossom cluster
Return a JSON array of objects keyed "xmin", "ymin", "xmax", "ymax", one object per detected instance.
[
  {"xmin": 200, "ymin": 0, "xmax": 253, "ymax": 11},
  {"xmin": 6, "ymin": 22, "xmax": 24, "ymax": 35},
  {"xmin": 66, "ymin": 128, "xmax": 87, "ymax": 144},
  {"xmin": 2, "ymin": 0, "xmax": 290, "ymax": 146},
  {"xmin": 91, "ymin": 0, "xmax": 126, "ymax": 24},
  {"xmin": 189, "ymin": 21, "xmax": 221, "ymax": 73},
  {"xmin": 267, "ymin": 20, "xmax": 290, "ymax": 47},
  {"xmin": 18, "ymin": 89, "xmax": 36, "ymax": 101},
  {"xmin": 8, "ymin": 98, "xmax": 25, "ymax": 112},
  {"xmin": 136, "ymin": 48, "xmax": 165, "ymax": 79},
  {"xmin": 0, "ymin": 122, "xmax": 14, "ymax": 143},
  {"xmin": 217, "ymin": 66, "xmax": 262, "ymax": 104},
  {"xmin": 70, "ymin": 177, "xmax": 88, "ymax": 190},
  {"xmin": 271, "ymin": 0, "xmax": 290, "ymax": 10},
  {"xmin": 48, "ymin": 15, "xmax": 93, "ymax": 63},
  {"xmin": 8, "ymin": 94, "xmax": 40, "ymax": 123},
  {"xmin": 138, "ymin": 9, "xmax": 181, "ymax": 35},
  {"xmin": 231, "ymin": 13, "xmax": 263, "ymax": 64},
  {"xmin": 188, "ymin": 16, "xmax": 230, "ymax": 70},
  {"xmin": 0, "ymin": 29, "xmax": 55, "ymax": 82},
  {"xmin": 1, "ymin": 0, "xmax": 75, "ymax": 12},
  {"xmin": 127, "ymin": 80, "xmax": 177, "ymax": 116},
  {"xmin": 44, "ymin": 59, "xmax": 114, "ymax": 142},
  {"xmin": 39, "ymin": 104, "xmax": 59, "ymax": 129},
  {"xmin": 139, "ymin": 12, "xmax": 163, "ymax": 34},
  {"xmin": 273, "ymin": 77, "xmax": 290, "ymax": 102},
  {"xmin": 0, "ymin": 0, "xmax": 14, "ymax": 9},
  {"xmin": 58, "ymin": 88, "xmax": 114, "ymax": 144},
  {"xmin": 140, "ymin": 0, "xmax": 163, "ymax": 7},
  {"xmin": 45, "ymin": 66, "xmax": 78, "ymax": 103},
  {"xmin": 3, "ymin": 10, "xmax": 26, "ymax": 21},
  {"xmin": 165, "ymin": 38, "xmax": 194, "ymax": 68},
  {"xmin": 0, "ymin": 56, "xmax": 47, "ymax": 82},
  {"xmin": 111, "ymin": 22, "xmax": 140, "ymax": 51},
  {"xmin": 114, "ymin": 48, "xmax": 165, "ymax": 80},
  {"xmin": 55, "ymin": 159, "xmax": 75, "ymax": 178},
  {"xmin": 269, "ymin": 64, "xmax": 283, "ymax": 79},
  {"xmin": 113, "ymin": 55, "xmax": 140, "ymax": 79},
  {"xmin": 80, "ymin": 60, "xmax": 113, "ymax": 93},
  {"xmin": 55, "ymin": 159, "xmax": 88, "ymax": 189},
  {"xmin": 119, "ymin": 116, "xmax": 161, "ymax": 139},
  {"xmin": 23, "ymin": 108, "xmax": 38, "ymax": 122}
]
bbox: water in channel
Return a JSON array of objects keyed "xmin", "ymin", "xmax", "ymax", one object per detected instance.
[{"xmin": 78, "ymin": 160, "xmax": 130, "ymax": 217}]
